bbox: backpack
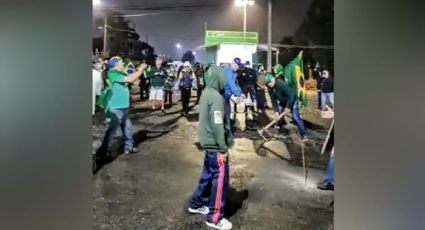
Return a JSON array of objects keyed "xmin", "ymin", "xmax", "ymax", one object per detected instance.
[{"xmin": 180, "ymin": 71, "xmax": 193, "ymax": 89}]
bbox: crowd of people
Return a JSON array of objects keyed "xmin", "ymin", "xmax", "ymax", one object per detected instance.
[{"xmin": 92, "ymin": 54, "xmax": 334, "ymax": 230}]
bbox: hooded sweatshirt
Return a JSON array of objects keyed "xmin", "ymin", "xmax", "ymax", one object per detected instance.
[{"xmin": 198, "ymin": 65, "xmax": 234, "ymax": 153}]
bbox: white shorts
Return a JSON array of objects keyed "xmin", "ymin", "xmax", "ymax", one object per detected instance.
[{"xmin": 149, "ymin": 87, "xmax": 164, "ymax": 101}]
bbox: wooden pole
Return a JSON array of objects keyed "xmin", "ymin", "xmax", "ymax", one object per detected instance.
[{"xmin": 321, "ymin": 118, "xmax": 334, "ymax": 155}]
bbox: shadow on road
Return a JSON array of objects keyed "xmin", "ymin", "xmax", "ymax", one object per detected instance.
[
  {"xmin": 225, "ymin": 187, "xmax": 249, "ymax": 218},
  {"xmin": 93, "ymin": 115, "xmax": 183, "ymax": 174}
]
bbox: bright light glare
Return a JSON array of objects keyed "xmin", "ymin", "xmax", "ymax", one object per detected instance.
[
  {"xmin": 93, "ymin": 0, "xmax": 101, "ymax": 6},
  {"xmin": 193, "ymin": 52, "xmax": 197, "ymax": 55},
  {"xmin": 235, "ymin": 0, "xmax": 254, "ymax": 6},
  {"xmin": 176, "ymin": 43, "xmax": 181, "ymax": 49}
]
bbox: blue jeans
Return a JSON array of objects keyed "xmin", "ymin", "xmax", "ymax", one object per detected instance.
[
  {"xmin": 279, "ymin": 99, "xmax": 307, "ymax": 138},
  {"xmin": 321, "ymin": 92, "xmax": 334, "ymax": 110},
  {"xmin": 190, "ymin": 151, "xmax": 229, "ymax": 224},
  {"xmin": 100, "ymin": 108, "xmax": 134, "ymax": 151},
  {"xmin": 325, "ymin": 149, "xmax": 335, "ymax": 184}
]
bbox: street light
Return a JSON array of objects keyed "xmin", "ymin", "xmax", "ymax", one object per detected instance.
[
  {"xmin": 235, "ymin": 0, "xmax": 254, "ymax": 6},
  {"xmin": 235, "ymin": 0, "xmax": 254, "ymax": 42},
  {"xmin": 93, "ymin": 0, "xmax": 108, "ymax": 57}
]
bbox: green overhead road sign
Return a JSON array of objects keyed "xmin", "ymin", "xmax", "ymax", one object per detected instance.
[{"xmin": 205, "ymin": 30, "xmax": 258, "ymax": 46}]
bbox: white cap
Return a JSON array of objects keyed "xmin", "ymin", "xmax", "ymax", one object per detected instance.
[{"xmin": 183, "ymin": 61, "xmax": 191, "ymax": 67}]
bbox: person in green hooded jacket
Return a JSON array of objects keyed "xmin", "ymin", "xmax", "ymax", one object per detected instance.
[{"xmin": 188, "ymin": 65, "xmax": 234, "ymax": 230}]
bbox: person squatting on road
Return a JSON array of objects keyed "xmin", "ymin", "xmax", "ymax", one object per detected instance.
[
  {"xmin": 145, "ymin": 58, "xmax": 167, "ymax": 112},
  {"xmin": 188, "ymin": 65, "xmax": 234, "ymax": 230},
  {"xmin": 265, "ymin": 73, "xmax": 308, "ymax": 142},
  {"xmin": 98, "ymin": 56, "xmax": 147, "ymax": 157},
  {"xmin": 223, "ymin": 58, "xmax": 243, "ymax": 132},
  {"xmin": 174, "ymin": 61, "xmax": 197, "ymax": 115}
]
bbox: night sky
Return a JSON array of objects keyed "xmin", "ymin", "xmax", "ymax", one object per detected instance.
[{"xmin": 93, "ymin": 0, "xmax": 313, "ymax": 60}]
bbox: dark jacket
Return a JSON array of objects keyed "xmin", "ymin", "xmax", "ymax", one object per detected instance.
[
  {"xmin": 239, "ymin": 68, "xmax": 257, "ymax": 87},
  {"xmin": 321, "ymin": 77, "xmax": 334, "ymax": 93},
  {"xmin": 269, "ymin": 78, "xmax": 296, "ymax": 112},
  {"xmin": 195, "ymin": 66, "xmax": 205, "ymax": 87},
  {"xmin": 198, "ymin": 65, "xmax": 234, "ymax": 153}
]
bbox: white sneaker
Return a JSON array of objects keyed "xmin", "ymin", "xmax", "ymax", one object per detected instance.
[
  {"xmin": 206, "ymin": 218, "xmax": 233, "ymax": 230},
  {"xmin": 188, "ymin": 206, "xmax": 209, "ymax": 215}
]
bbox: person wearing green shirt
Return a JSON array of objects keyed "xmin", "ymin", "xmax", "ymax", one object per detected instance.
[
  {"xmin": 98, "ymin": 56, "xmax": 147, "ymax": 157},
  {"xmin": 265, "ymin": 73, "xmax": 308, "ymax": 142},
  {"xmin": 145, "ymin": 58, "xmax": 167, "ymax": 112}
]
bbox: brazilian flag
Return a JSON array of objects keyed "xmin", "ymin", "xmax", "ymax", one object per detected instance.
[
  {"xmin": 96, "ymin": 85, "xmax": 111, "ymax": 112},
  {"xmin": 284, "ymin": 50, "xmax": 308, "ymax": 108}
]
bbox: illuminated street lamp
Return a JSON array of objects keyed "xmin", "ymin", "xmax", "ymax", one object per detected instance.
[
  {"xmin": 235, "ymin": 0, "xmax": 255, "ymax": 42},
  {"xmin": 93, "ymin": 0, "xmax": 108, "ymax": 56}
]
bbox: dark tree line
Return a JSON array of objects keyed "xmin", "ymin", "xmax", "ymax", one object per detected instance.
[
  {"xmin": 92, "ymin": 11, "xmax": 156, "ymax": 64},
  {"xmin": 277, "ymin": 0, "xmax": 334, "ymax": 75}
]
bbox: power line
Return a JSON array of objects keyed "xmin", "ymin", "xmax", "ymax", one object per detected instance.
[
  {"xmin": 103, "ymin": 2, "xmax": 218, "ymax": 13},
  {"xmin": 272, "ymin": 44, "xmax": 334, "ymax": 49}
]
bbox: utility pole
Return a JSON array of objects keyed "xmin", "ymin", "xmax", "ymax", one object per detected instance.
[
  {"xmin": 275, "ymin": 50, "xmax": 279, "ymax": 66},
  {"xmin": 243, "ymin": 3, "xmax": 247, "ymax": 42},
  {"xmin": 103, "ymin": 15, "xmax": 108, "ymax": 57},
  {"xmin": 267, "ymin": 0, "xmax": 272, "ymax": 72}
]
